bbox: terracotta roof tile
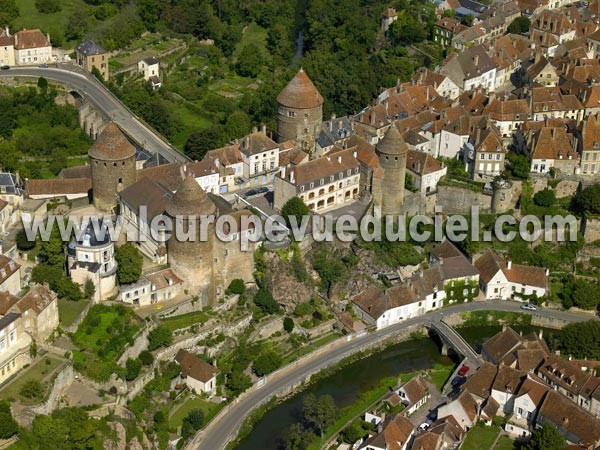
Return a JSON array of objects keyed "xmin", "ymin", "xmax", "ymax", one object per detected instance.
[
  {"xmin": 14, "ymin": 29, "xmax": 50, "ymax": 50},
  {"xmin": 277, "ymin": 69, "xmax": 323, "ymax": 109},
  {"xmin": 175, "ymin": 349, "xmax": 219, "ymax": 383},
  {"xmin": 26, "ymin": 178, "xmax": 92, "ymax": 197},
  {"xmin": 88, "ymin": 124, "xmax": 137, "ymax": 161}
]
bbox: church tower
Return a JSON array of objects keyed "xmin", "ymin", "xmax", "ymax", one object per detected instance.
[
  {"xmin": 376, "ymin": 124, "xmax": 408, "ymax": 216},
  {"xmin": 276, "ymin": 69, "xmax": 323, "ymax": 155}
]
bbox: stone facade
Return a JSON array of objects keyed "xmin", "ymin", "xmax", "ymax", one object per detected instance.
[{"xmin": 375, "ymin": 125, "xmax": 408, "ymax": 216}]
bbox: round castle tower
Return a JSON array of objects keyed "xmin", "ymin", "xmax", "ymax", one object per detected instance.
[
  {"xmin": 491, "ymin": 178, "xmax": 513, "ymax": 213},
  {"xmin": 276, "ymin": 69, "xmax": 323, "ymax": 154},
  {"xmin": 89, "ymin": 123, "xmax": 136, "ymax": 212},
  {"xmin": 376, "ymin": 124, "xmax": 408, "ymax": 216},
  {"xmin": 165, "ymin": 176, "xmax": 217, "ymax": 293}
]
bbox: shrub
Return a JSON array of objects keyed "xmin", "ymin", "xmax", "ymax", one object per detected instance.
[
  {"xmin": 139, "ymin": 350, "xmax": 154, "ymax": 366},
  {"xmin": 283, "ymin": 317, "xmax": 294, "ymax": 333},
  {"xmin": 226, "ymin": 279, "xmax": 246, "ymax": 295}
]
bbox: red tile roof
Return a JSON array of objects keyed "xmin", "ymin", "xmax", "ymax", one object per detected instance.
[{"xmin": 277, "ymin": 69, "xmax": 323, "ymax": 109}]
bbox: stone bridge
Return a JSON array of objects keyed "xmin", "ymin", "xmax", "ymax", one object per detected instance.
[{"xmin": 426, "ymin": 319, "xmax": 480, "ymax": 361}]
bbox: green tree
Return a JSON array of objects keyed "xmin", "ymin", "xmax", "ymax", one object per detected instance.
[
  {"xmin": 181, "ymin": 419, "xmax": 196, "ymax": 440},
  {"xmin": 387, "ymin": 11, "xmax": 427, "ymax": 45},
  {"xmin": 461, "ymin": 14, "xmax": 474, "ymax": 26},
  {"xmin": 148, "ymin": 325, "xmax": 173, "ymax": 350},
  {"xmin": 31, "ymin": 264, "xmax": 82, "ymax": 301},
  {"xmin": 115, "ymin": 243, "xmax": 143, "ymax": 285},
  {"xmin": 227, "ymin": 279, "xmax": 246, "ymax": 295},
  {"xmin": 340, "ymin": 421, "xmax": 366, "ymax": 444},
  {"xmin": 285, "ymin": 423, "xmax": 313, "ymax": 450},
  {"xmin": 294, "ymin": 302, "xmax": 315, "ymax": 317},
  {"xmin": 507, "ymin": 16, "xmax": 531, "ymax": 34},
  {"xmin": 0, "ymin": 408, "xmax": 18, "ymax": 439},
  {"xmin": 225, "ymin": 110, "xmax": 252, "ymax": 141},
  {"xmin": 37, "ymin": 76, "xmax": 48, "ymax": 90},
  {"xmin": 254, "ymin": 288, "xmax": 280, "ymax": 314},
  {"xmin": 558, "ymin": 321, "xmax": 600, "ymax": 360},
  {"xmin": 571, "ymin": 184, "xmax": 600, "ymax": 215},
  {"xmin": 64, "ymin": 6, "xmax": 89, "ymax": 41},
  {"xmin": 38, "ymin": 220, "xmax": 68, "ymax": 266},
  {"xmin": 35, "ymin": 0, "xmax": 61, "ymax": 14},
  {"xmin": 125, "ymin": 358, "xmax": 142, "ymax": 381},
  {"xmin": 84, "ymin": 279, "xmax": 95, "ymax": 299},
  {"xmin": 235, "ymin": 43, "xmax": 263, "ymax": 78},
  {"xmin": 16, "ymin": 228, "xmax": 36, "ymax": 250},
  {"xmin": 505, "ymin": 153, "xmax": 530, "ymax": 180},
  {"xmin": 302, "ymin": 393, "xmax": 337, "ymax": 437},
  {"xmin": 184, "ymin": 127, "xmax": 223, "ymax": 160},
  {"xmin": 253, "ymin": 350, "xmax": 282, "ymax": 376},
  {"xmin": 0, "ymin": 0, "xmax": 19, "ymax": 27},
  {"xmin": 184, "ymin": 408, "xmax": 205, "ymax": 430},
  {"xmin": 572, "ymin": 280, "xmax": 600, "ymax": 310},
  {"xmin": 526, "ymin": 423, "xmax": 565, "ymax": 450},
  {"xmin": 139, "ymin": 350, "xmax": 154, "ymax": 366},
  {"xmin": 312, "ymin": 247, "xmax": 345, "ymax": 293},
  {"xmin": 281, "ymin": 197, "xmax": 310, "ymax": 228},
  {"xmin": 20, "ymin": 380, "xmax": 45, "ymax": 399},
  {"xmin": 226, "ymin": 371, "xmax": 252, "ymax": 396},
  {"xmin": 533, "ymin": 189, "xmax": 556, "ymax": 207},
  {"xmin": 283, "ymin": 317, "xmax": 295, "ymax": 333}
]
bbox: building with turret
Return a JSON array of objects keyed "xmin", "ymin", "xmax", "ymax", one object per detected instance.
[
  {"xmin": 374, "ymin": 124, "xmax": 408, "ymax": 216},
  {"xmin": 276, "ymin": 69, "xmax": 323, "ymax": 155},
  {"xmin": 89, "ymin": 123, "xmax": 137, "ymax": 212}
]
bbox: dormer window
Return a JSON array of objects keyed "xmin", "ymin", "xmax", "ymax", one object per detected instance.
[{"xmin": 594, "ymin": 142, "xmax": 599, "ymax": 149}]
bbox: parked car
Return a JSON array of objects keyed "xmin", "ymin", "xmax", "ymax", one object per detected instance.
[
  {"xmin": 458, "ymin": 365, "xmax": 470, "ymax": 376},
  {"xmin": 451, "ymin": 376, "xmax": 466, "ymax": 387},
  {"xmin": 520, "ymin": 304, "xmax": 537, "ymax": 311},
  {"xmin": 418, "ymin": 423, "xmax": 429, "ymax": 431},
  {"xmin": 38, "ymin": 63, "xmax": 48, "ymax": 68},
  {"xmin": 244, "ymin": 189, "xmax": 258, "ymax": 198},
  {"xmin": 0, "ymin": 66, "xmax": 10, "ymax": 70},
  {"xmin": 256, "ymin": 186, "xmax": 269, "ymax": 194},
  {"xmin": 426, "ymin": 410, "xmax": 438, "ymax": 421}
]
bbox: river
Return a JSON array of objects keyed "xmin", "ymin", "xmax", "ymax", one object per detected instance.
[{"xmin": 236, "ymin": 324, "xmax": 559, "ymax": 450}]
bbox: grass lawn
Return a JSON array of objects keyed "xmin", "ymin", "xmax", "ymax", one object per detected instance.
[
  {"xmin": 0, "ymin": 356, "xmax": 64, "ymax": 405},
  {"xmin": 427, "ymin": 363, "xmax": 454, "ymax": 392},
  {"xmin": 461, "ymin": 424, "xmax": 501, "ymax": 450},
  {"xmin": 169, "ymin": 397, "xmax": 224, "ymax": 429},
  {"xmin": 494, "ymin": 435, "xmax": 520, "ymax": 450},
  {"xmin": 160, "ymin": 311, "xmax": 210, "ymax": 333},
  {"xmin": 281, "ymin": 332, "xmax": 342, "ymax": 365},
  {"xmin": 234, "ymin": 23, "xmax": 269, "ymax": 62},
  {"xmin": 14, "ymin": 0, "xmax": 87, "ymax": 47},
  {"xmin": 58, "ymin": 298, "xmax": 90, "ymax": 327}
]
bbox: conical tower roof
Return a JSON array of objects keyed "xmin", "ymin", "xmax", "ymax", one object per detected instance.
[
  {"xmin": 165, "ymin": 175, "xmax": 216, "ymax": 217},
  {"xmin": 277, "ymin": 69, "xmax": 324, "ymax": 109},
  {"xmin": 88, "ymin": 123, "xmax": 136, "ymax": 161},
  {"xmin": 376, "ymin": 124, "xmax": 408, "ymax": 155}
]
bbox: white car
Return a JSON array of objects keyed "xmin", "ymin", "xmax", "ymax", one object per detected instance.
[
  {"xmin": 520, "ymin": 304, "xmax": 537, "ymax": 311},
  {"xmin": 418, "ymin": 423, "xmax": 430, "ymax": 431}
]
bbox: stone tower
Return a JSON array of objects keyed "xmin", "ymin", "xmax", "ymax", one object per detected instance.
[
  {"xmin": 376, "ymin": 124, "xmax": 408, "ymax": 216},
  {"xmin": 89, "ymin": 123, "xmax": 137, "ymax": 212},
  {"xmin": 276, "ymin": 68, "xmax": 323, "ymax": 155},
  {"xmin": 491, "ymin": 178, "xmax": 513, "ymax": 213},
  {"xmin": 165, "ymin": 175, "xmax": 217, "ymax": 300}
]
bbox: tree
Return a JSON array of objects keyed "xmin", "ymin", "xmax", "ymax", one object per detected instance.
[
  {"xmin": 184, "ymin": 408, "xmax": 205, "ymax": 430},
  {"xmin": 184, "ymin": 127, "xmax": 223, "ymax": 160},
  {"xmin": 64, "ymin": 6, "xmax": 89, "ymax": 41},
  {"xmin": 83, "ymin": 279, "xmax": 95, "ymax": 299},
  {"xmin": 125, "ymin": 358, "xmax": 142, "ymax": 381},
  {"xmin": 302, "ymin": 393, "xmax": 337, "ymax": 437},
  {"xmin": 533, "ymin": 189, "xmax": 556, "ymax": 207},
  {"xmin": 38, "ymin": 220, "xmax": 67, "ymax": 266},
  {"xmin": 35, "ymin": 0, "xmax": 61, "ymax": 14},
  {"xmin": 31, "ymin": 264, "xmax": 82, "ymax": 301},
  {"xmin": 254, "ymin": 288, "xmax": 280, "ymax": 314},
  {"xmin": 181, "ymin": 420, "xmax": 195, "ymax": 440},
  {"xmin": 0, "ymin": 408, "xmax": 18, "ymax": 439},
  {"xmin": 226, "ymin": 371, "xmax": 252, "ymax": 396},
  {"xmin": 505, "ymin": 153, "xmax": 530, "ymax": 180},
  {"xmin": 16, "ymin": 228, "xmax": 36, "ymax": 250},
  {"xmin": 20, "ymin": 380, "xmax": 45, "ymax": 399},
  {"xmin": 235, "ymin": 44, "xmax": 263, "ymax": 78},
  {"xmin": 387, "ymin": 12, "xmax": 427, "ymax": 45},
  {"xmin": 37, "ymin": 77, "xmax": 48, "ymax": 90},
  {"xmin": 571, "ymin": 280, "xmax": 600, "ymax": 310},
  {"xmin": 558, "ymin": 321, "xmax": 600, "ymax": 360},
  {"xmin": 281, "ymin": 197, "xmax": 310, "ymax": 228},
  {"xmin": 526, "ymin": 423, "xmax": 565, "ymax": 450},
  {"xmin": 312, "ymin": 247, "xmax": 345, "ymax": 294},
  {"xmin": 285, "ymin": 423, "xmax": 313, "ymax": 450},
  {"xmin": 147, "ymin": 325, "xmax": 173, "ymax": 350},
  {"xmin": 283, "ymin": 317, "xmax": 295, "ymax": 333},
  {"xmin": 224, "ymin": 110, "xmax": 252, "ymax": 141},
  {"xmin": 571, "ymin": 184, "xmax": 600, "ymax": 215},
  {"xmin": 461, "ymin": 14, "xmax": 474, "ymax": 26},
  {"xmin": 139, "ymin": 350, "xmax": 154, "ymax": 366},
  {"xmin": 253, "ymin": 350, "xmax": 282, "ymax": 376},
  {"xmin": 508, "ymin": 16, "xmax": 531, "ymax": 34},
  {"xmin": 0, "ymin": 0, "xmax": 19, "ymax": 27},
  {"xmin": 340, "ymin": 421, "xmax": 366, "ymax": 444},
  {"xmin": 115, "ymin": 243, "xmax": 143, "ymax": 285},
  {"xmin": 226, "ymin": 279, "xmax": 246, "ymax": 295}
]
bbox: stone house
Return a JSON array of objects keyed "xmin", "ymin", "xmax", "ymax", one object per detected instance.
[
  {"xmin": 0, "ymin": 312, "xmax": 30, "ymax": 386},
  {"xmin": 396, "ymin": 375, "xmax": 429, "ymax": 415},
  {"xmin": 527, "ymin": 126, "xmax": 579, "ymax": 175},
  {"xmin": 361, "ymin": 414, "xmax": 414, "ymax": 450},
  {"xmin": 0, "ymin": 255, "xmax": 20, "ymax": 296},
  {"xmin": 505, "ymin": 375, "xmax": 551, "ymax": 440},
  {"xmin": 175, "ymin": 349, "xmax": 219, "ymax": 396},
  {"xmin": 14, "ymin": 29, "xmax": 52, "ymax": 65},
  {"xmin": 581, "ymin": 113, "xmax": 600, "ymax": 175},
  {"xmin": 0, "ymin": 28, "xmax": 15, "ymax": 67},
  {"xmin": 76, "ymin": 40, "xmax": 109, "ymax": 80},
  {"xmin": 406, "ymin": 150, "xmax": 447, "ymax": 195},
  {"xmin": 119, "ymin": 268, "xmax": 183, "ymax": 307}
]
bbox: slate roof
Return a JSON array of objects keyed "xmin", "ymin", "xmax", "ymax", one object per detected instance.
[
  {"xmin": 76, "ymin": 40, "xmax": 106, "ymax": 56},
  {"xmin": 165, "ymin": 176, "xmax": 216, "ymax": 217},
  {"xmin": 0, "ymin": 312, "xmax": 20, "ymax": 332},
  {"xmin": 376, "ymin": 124, "xmax": 409, "ymax": 156},
  {"xmin": 0, "ymin": 173, "xmax": 22, "ymax": 195},
  {"xmin": 119, "ymin": 177, "xmax": 172, "ymax": 219}
]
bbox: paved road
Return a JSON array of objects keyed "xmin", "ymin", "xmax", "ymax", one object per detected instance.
[
  {"xmin": 0, "ymin": 66, "xmax": 190, "ymax": 163},
  {"xmin": 189, "ymin": 301, "xmax": 596, "ymax": 450}
]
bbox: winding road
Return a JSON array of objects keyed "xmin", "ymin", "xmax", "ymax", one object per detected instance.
[
  {"xmin": 189, "ymin": 300, "xmax": 596, "ymax": 450},
  {"xmin": 0, "ymin": 65, "xmax": 190, "ymax": 163}
]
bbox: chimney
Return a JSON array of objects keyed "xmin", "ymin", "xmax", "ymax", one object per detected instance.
[
  {"xmin": 331, "ymin": 113, "xmax": 336, "ymax": 120},
  {"xmin": 370, "ymin": 112, "xmax": 375, "ymax": 125},
  {"xmin": 290, "ymin": 171, "xmax": 295, "ymax": 184},
  {"xmin": 502, "ymin": 323, "xmax": 507, "ymax": 331},
  {"xmin": 474, "ymin": 54, "xmax": 479, "ymax": 66},
  {"xmin": 507, "ymin": 260, "xmax": 512, "ymax": 269},
  {"xmin": 338, "ymin": 155, "xmax": 342, "ymax": 164},
  {"xmin": 539, "ymin": 329, "xmax": 543, "ymax": 340},
  {"xmin": 261, "ymin": 123, "xmax": 266, "ymax": 135},
  {"xmin": 280, "ymin": 166, "xmax": 286, "ymax": 179},
  {"xmin": 4, "ymin": 27, "xmax": 9, "ymax": 37},
  {"xmin": 252, "ymin": 126, "xmax": 258, "ymax": 134},
  {"xmin": 353, "ymin": 151, "xmax": 357, "ymax": 158}
]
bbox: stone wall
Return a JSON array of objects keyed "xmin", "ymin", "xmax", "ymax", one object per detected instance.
[
  {"xmin": 582, "ymin": 216, "xmax": 600, "ymax": 243},
  {"xmin": 435, "ymin": 186, "xmax": 492, "ymax": 214}
]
